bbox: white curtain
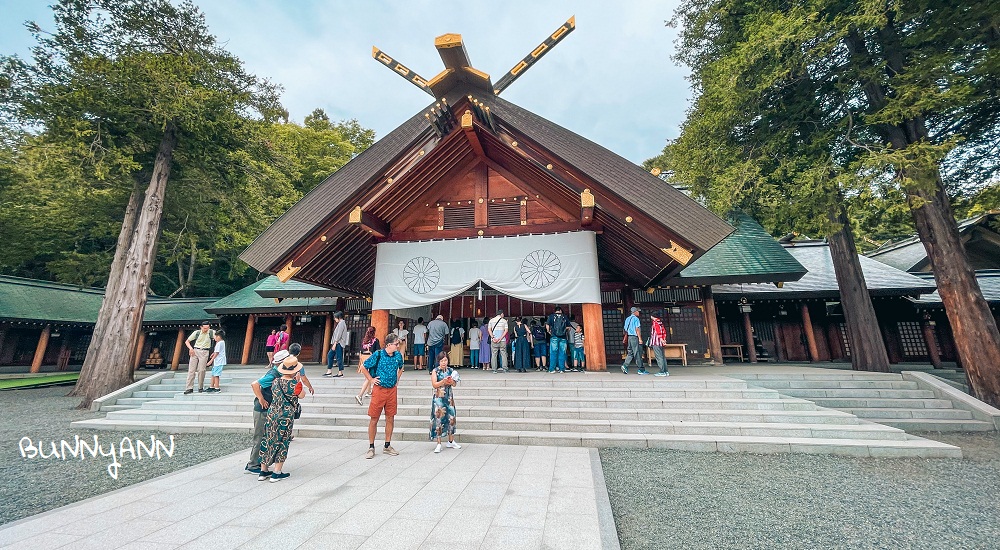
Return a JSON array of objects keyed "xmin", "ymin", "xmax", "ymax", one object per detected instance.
[{"xmin": 372, "ymin": 231, "xmax": 601, "ymax": 309}]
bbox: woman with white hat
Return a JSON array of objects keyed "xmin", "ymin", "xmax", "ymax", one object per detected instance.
[{"xmin": 257, "ymin": 347, "xmax": 309, "ymax": 482}]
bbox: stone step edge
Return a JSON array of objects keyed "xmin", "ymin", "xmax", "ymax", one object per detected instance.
[
  {"xmin": 67, "ymin": 420, "xmax": 961, "ymax": 458},
  {"xmin": 98, "ymin": 411, "xmax": 905, "ymax": 433}
]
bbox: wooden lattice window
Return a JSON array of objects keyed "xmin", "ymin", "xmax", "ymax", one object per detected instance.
[
  {"xmin": 896, "ymin": 321, "xmax": 929, "ymax": 357},
  {"xmin": 488, "ymin": 202, "xmax": 522, "ymax": 226},
  {"xmin": 443, "ymin": 206, "xmax": 475, "ymax": 229},
  {"xmin": 603, "ymin": 308, "xmax": 625, "ymax": 359}
]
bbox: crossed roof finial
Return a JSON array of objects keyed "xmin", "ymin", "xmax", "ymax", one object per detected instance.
[{"xmin": 372, "ymin": 16, "xmax": 575, "ymax": 98}]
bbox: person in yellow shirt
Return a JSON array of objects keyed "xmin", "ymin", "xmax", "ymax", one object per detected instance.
[{"xmin": 184, "ymin": 321, "xmax": 215, "ymax": 394}]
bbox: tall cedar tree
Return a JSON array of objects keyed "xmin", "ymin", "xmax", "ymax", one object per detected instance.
[
  {"xmin": 2, "ymin": 0, "xmax": 281, "ymax": 407},
  {"xmin": 662, "ymin": 0, "xmax": 1000, "ymax": 403}
]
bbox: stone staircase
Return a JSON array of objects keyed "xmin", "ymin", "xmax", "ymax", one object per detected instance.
[
  {"xmin": 731, "ymin": 371, "xmax": 992, "ymax": 432},
  {"xmin": 72, "ymin": 369, "xmax": 962, "ymax": 458}
]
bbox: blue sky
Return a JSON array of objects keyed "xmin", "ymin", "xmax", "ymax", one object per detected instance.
[{"xmin": 0, "ymin": 0, "xmax": 689, "ymax": 164}]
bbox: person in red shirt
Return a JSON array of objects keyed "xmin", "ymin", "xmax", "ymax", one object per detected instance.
[{"xmin": 647, "ymin": 310, "xmax": 670, "ymax": 377}]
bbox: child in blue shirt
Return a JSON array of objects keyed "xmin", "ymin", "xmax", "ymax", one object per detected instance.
[{"xmin": 207, "ymin": 330, "xmax": 226, "ymax": 393}]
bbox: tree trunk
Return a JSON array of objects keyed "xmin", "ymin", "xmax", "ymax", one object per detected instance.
[
  {"xmin": 907, "ymin": 170, "xmax": 1000, "ymax": 405},
  {"xmin": 846, "ymin": 25, "xmax": 1000, "ymax": 404},
  {"xmin": 68, "ymin": 183, "xmax": 142, "ymax": 398},
  {"xmin": 827, "ymin": 203, "xmax": 891, "ymax": 372},
  {"xmin": 72, "ymin": 122, "xmax": 178, "ymax": 408}
]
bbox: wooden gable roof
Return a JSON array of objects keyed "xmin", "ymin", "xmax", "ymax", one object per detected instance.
[{"xmin": 239, "ymin": 85, "xmax": 736, "ymax": 295}]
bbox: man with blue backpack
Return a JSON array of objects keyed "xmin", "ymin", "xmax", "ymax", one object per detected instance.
[{"xmin": 546, "ymin": 306, "xmax": 568, "ymax": 373}]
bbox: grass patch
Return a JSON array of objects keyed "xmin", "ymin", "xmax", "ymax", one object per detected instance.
[{"xmin": 0, "ymin": 373, "xmax": 79, "ymax": 390}]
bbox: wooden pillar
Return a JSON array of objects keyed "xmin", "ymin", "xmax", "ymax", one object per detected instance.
[
  {"xmin": 702, "ymin": 287, "xmax": 724, "ymax": 364},
  {"xmin": 57, "ymin": 338, "xmax": 69, "ymax": 371},
  {"xmin": 772, "ymin": 320, "xmax": 786, "ymax": 362},
  {"xmin": 801, "ymin": 303, "xmax": 820, "ymax": 362},
  {"xmin": 0, "ymin": 324, "xmax": 7, "ymax": 353},
  {"xmin": 826, "ymin": 322, "xmax": 843, "ymax": 361},
  {"xmin": 742, "ymin": 311, "xmax": 758, "ymax": 363},
  {"xmin": 132, "ymin": 331, "xmax": 146, "ymax": 371},
  {"xmin": 171, "ymin": 328, "xmax": 185, "ymax": 370},
  {"xmin": 241, "ymin": 314, "xmax": 255, "ymax": 365},
  {"xmin": 922, "ymin": 320, "xmax": 943, "ymax": 368},
  {"xmin": 582, "ymin": 303, "xmax": 606, "ymax": 371},
  {"xmin": 30, "ymin": 324, "xmax": 51, "ymax": 373},
  {"xmin": 372, "ymin": 309, "xmax": 390, "ymax": 344},
  {"xmin": 285, "ymin": 315, "xmax": 294, "ymax": 340},
  {"xmin": 322, "ymin": 313, "xmax": 333, "ymax": 361}
]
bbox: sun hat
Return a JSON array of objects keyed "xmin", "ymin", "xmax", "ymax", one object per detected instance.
[{"xmin": 272, "ymin": 350, "xmax": 290, "ymax": 364}]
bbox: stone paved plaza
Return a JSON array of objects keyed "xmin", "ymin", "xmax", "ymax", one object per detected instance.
[{"xmin": 0, "ymin": 438, "xmax": 618, "ymax": 550}]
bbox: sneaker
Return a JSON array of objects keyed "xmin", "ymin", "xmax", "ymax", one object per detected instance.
[
  {"xmin": 245, "ymin": 464, "xmax": 261, "ymax": 475},
  {"xmin": 434, "ymin": 443, "xmax": 442, "ymax": 453},
  {"xmin": 257, "ymin": 471, "xmax": 271, "ymax": 481},
  {"xmin": 383, "ymin": 446, "xmax": 399, "ymax": 456},
  {"xmin": 637, "ymin": 370, "xmax": 648, "ymax": 376},
  {"xmin": 355, "ymin": 395, "xmax": 363, "ymax": 405},
  {"xmin": 269, "ymin": 472, "xmax": 290, "ymax": 483},
  {"xmin": 197, "ymin": 388, "xmax": 205, "ymax": 393},
  {"xmin": 620, "ymin": 365, "xmax": 628, "ymax": 375},
  {"xmin": 365, "ymin": 448, "xmax": 375, "ymax": 459},
  {"xmin": 445, "ymin": 441, "xmax": 462, "ymax": 449},
  {"xmin": 655, "ymin": 372, "xmax": 669, "ymax": 377},
  {"xmin": 365, "ymin": 392, "xmax": 372, "ymax": 398},
  {"xmin": 183, "ymin": 389, "xmax": 193, "ymax": 395},
  {"xmin": 323, "ymin": 372, "xmax": 333, "ymax": 377}
]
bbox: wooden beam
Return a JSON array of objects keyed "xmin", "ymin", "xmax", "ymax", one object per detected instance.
[
  {"xmin": 372, "ymin": 46, "xmax": 435, "ymax": 97},
  {"xmin": 801, "ymin": 303, "xmax": 820, "ymax": 362},
  {"xmin": 474, "ymin": 162, "xmax": 488, "ymax": 227},
  {"xmin": 30, "ymin": 324, "xmax": 51, "ymax": 373},
  {"xmin": 349, "ymin": 206, "xmax": 390, "ymax": 238},
  {"xmin": 171, "ymin": 329, "xmax": 185, "ymax": 370},
  {"xmin": 241, "ymin": 314, "xmax": 255, "ymax": 365},
  {"xmin": 582, "ymin": 303, "xmax": 606, "ymax": 371},
  {"xmin": 389, "ymin": 221, "xmax": 602, "ymax": 242},
  {"xmin": 462, "ymin": 110, "xmax": 486, "ymax": 157},
  {"xmin": 493, "ymin": 16, "xmax": 576, "ymax": 95},
  {"xmin": 581, "ymin": 188, "xmax": 595, "ymax": 226},
  {"xmin": 702, "ymin": 287, "xmax": 723, "ymax": 364},
  {"xmin": 133, "ymin": 330, "xmax": 147, "ymax": 371},
  {"xmin": 742, "ymin": 311, "xmax": 758, "ymax": 363}
]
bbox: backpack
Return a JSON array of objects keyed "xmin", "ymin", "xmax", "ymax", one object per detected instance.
[
  {"xmin": 549, "ymin": 314, "xmax": 567, "ymax": 337},
  {"xmin": 451, "ymin": 327, "xmax": 463, "ymax": 345},
  {"xmin": 531, "ymin": 326, "xmax": 546, "ymax": 341}
]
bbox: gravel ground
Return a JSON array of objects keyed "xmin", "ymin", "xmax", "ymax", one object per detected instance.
[
  {"xmin": 600, "ymin": 433, "xmax": 1000, "ymax": 550},
  {"xmin": 0, "ymin": 386, "xmax": 252, "ymax": 526}
]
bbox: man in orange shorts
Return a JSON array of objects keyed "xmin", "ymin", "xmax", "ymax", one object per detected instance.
[{"xmin": 363, "ymin": 333, "xmax": 404, "ymax": 459}]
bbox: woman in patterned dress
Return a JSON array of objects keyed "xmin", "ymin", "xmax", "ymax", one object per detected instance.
[
  {"xmin": 429, "ymin": 352, "xmax": 461, "ymax": 453},
  {"xmin": 257, "ymin": 355, "xmax": 302, "ymax": 482}
]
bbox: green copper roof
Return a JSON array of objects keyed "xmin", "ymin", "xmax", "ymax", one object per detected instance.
[
  {"xmin": 0, "ymin": 276, "xmax": 104, "ymax": 324},
  {"xmin": 254, "ymin": 276, "xmax": 357, "ymax": 299},
  {"xmin": 206, "ymin": 277, "xmax": 344, "ymax": 315},
  {"xmin": 666, "ymin": 212, "xmax": 807, "ymax": 285},
  {"xmin": 0, "ymin": 275, "xmax": 217, "ymax": 325},
  {"xmin": 144, "ymin": 298, "xmax": 218, "ymax": 325}
]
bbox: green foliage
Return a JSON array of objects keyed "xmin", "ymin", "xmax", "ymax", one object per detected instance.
[
  {"xmin": 655, "ymin": 0, "xmax": 1000, "ymax": 244},
  {"xmin": 0, "ymin": 1, "xmax": 374, "ymax": 297}
]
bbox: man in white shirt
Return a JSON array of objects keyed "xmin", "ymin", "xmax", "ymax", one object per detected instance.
[
  {"xmin": 412, "ymin": 317, "xmax": 428, "ymax": 370},
  {"xmin": 468, "ymin": 324, "xmax": 482, "ymax": 369},
  {"xmin": 488, "ymin": 310, "xmax": 509, "ymax": 373},
  {"xmin": 325, "ymin": 311, "xmax": 348, "ymax": 377}
]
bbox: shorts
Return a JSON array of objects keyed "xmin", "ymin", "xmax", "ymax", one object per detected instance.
[
  {"xmin": 413, "ymin": 344, "xmax": 425, "ymax": 356},
  {"xmin": 211, "ymin": 364, "xmax": 225, "ymax": 376},
  {"xmin": 573, "ymin": 348, "xmax": 585, "ymax": 362},
  {"xmin": 533, "ymin": 342, "xmax": 548, "ymax": 357},
  {"xmin": 368, "ymin": 385, "xmax": 398, "ymax": 418},
  {"xmin": 265, "ymin": 345, "xmax": 275, "ymax": 352}
]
